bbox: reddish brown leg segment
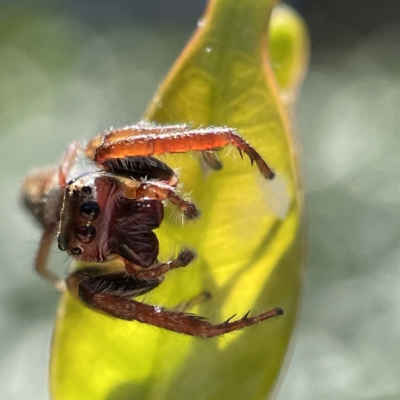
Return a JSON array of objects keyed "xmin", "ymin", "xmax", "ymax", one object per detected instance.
[
  {"xmin": 79, "ymin": 281, "xmax": 283, "ymax": 338},
  {"xmin": 94, "ymin": 125, "xmax": 275, "ymax": 179},
  {"xmin": 35, "ymin": 226, "xmax": 65, "ymax": 291},
  {"xmin": 70, "ymin": 265, "xmax": 283, "ymax": 338},
  {"xmin": 58, "ymin": 142, "xmax": 80, "ymax": 186},
  {"xmin": 140, "ymin": 182, "xmax": 199, "ymax": 219},
  {"xmin": 121, "ymin": 180, "xmax": 199, "ymax": 219},
  {"xmin": 124, "ymin": 249, "xmax": 196, "ymax": 279},
  {"xmin": 67, "ymin": 269, "xmax": 162, "ymax": 300}
]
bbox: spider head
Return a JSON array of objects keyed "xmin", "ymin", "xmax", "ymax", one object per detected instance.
[{"xmin": 57, "ymin": 173, "xmax": 117, "ymax": 262}]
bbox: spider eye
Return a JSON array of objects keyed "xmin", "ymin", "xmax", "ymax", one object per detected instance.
[
  {"xmin": 75, "ymin": 225, "xmax": 96, "ymax": 244},
  {"xmin": 81, "ymin": 186, "xmax": 92, "ymax": 195},
  {"xmin": 71, "ymin": 247, "xmax": 82, "ymax": 256},
  {"xmin": 80, "ymin": 201, "xmax": 100, "ymax": 220}
]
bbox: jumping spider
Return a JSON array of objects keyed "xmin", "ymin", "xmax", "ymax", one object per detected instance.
[{"xmin": 21, "ymin": 124, "xmax": 283, "ymax": 338}]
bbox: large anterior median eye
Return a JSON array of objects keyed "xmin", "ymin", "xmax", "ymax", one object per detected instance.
[
  {"xmin": 80, "ymin": 201, "xmax": 100, "ymax": 220},
  {"xmin": 75, "ymin": 225, "xmax": 97, "ymax": 244}
]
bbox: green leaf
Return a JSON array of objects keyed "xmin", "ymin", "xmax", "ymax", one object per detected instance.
[
  {"xmin": 50, "ymin": 1, "xmax": 308, "ymax": 399},
  {"xmin": 269, "ymin": 5, "xmax": 309, "ymax": 106}
]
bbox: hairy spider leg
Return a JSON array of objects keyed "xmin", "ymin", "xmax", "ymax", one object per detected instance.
[
  {"xmin": 120, "ymin": 179, "xmax": 199, "ymax": 219},
  {"xmin": 66, "ymin": 267, "xmax": 162, "ymax": 300},
  {"xmin": 58, "ymin": 142, "xmax": 81, "ymax": 186},
  {"xmin": 85, "ymin": 125, "xmax": 198, "ymax": 160},
  {"xmin": 35, "ymin": 143, "xmax": 81, "ymax": 291},
  {"xmin": 86, "ymin": 125, "xmax": 222, "ymax": 171},
  {"xmin": 123, "ymin": 249, "xmax": 195, "ymax": 278},
  {"xmin": 67, "ymin": 265, "xmax": 283, "ymax": 338},
  {"xmin": 36, "ymin": 225, "xmax": 65, "ymax": 291},
  {"xmin": 93, "ymin": 125, "xmax": 275, "ymax": 179}
]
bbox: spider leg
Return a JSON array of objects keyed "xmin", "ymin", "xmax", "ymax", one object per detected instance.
[
  {"xmin": 35, "ymin": 226, "xmax": 65, "ymax": 291},
  {"xmin": 66, "ymin": 248, "xmax": 281, "ymax": 337},
  {"xmin": 139, "ymin": 181, "xmax": 199, "ymax": 219},
  {"xmin": 120, "ymin": 180, "xmax": 199, "ymax": 219},
  {"xmin": 66, "ymin": 267, "xmax": 162, "ymax": 300},
  {"xmin": 59, "ymin": 142, "xmax": 81, "ymax": 186},
  {"xmin": 102, "ymin": 156, "xmax": 178, "ymax": 185},
  {"xmin": 72, "ymin": 269, "xmax": 283, "ymax": 337},
  {"xmin": 124, "ymin": 249, "xmax": 196, "ymax": 279},
  {"xmin": 93, "ymin": 125, "xmax": 275, "ymax": 180}
]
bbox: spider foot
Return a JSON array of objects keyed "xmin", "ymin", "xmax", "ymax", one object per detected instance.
[
  {"xmin": 184, "ymin": 202, "xmax": 200, "ymax": 219},
  {"xmin": 175, "ymin": 249, "xmax": 196, "ymax": 267},
  {"xmin": 222, "ymin": 307, "xmax": 284, "ymax": 328}
]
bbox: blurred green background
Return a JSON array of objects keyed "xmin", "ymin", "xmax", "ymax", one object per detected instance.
[{"xmin": 1, "ymin": 1, "xmax": 399, "ymax": 399}]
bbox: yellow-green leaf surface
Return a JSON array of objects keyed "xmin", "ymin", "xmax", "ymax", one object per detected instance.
[
  {"xmin": 269, "ymin": 5, "xmax": 309, "ymax": 107},
  {"xmin": 51, "ymin": 1, "xmax": 308, "ymax": 399}
]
